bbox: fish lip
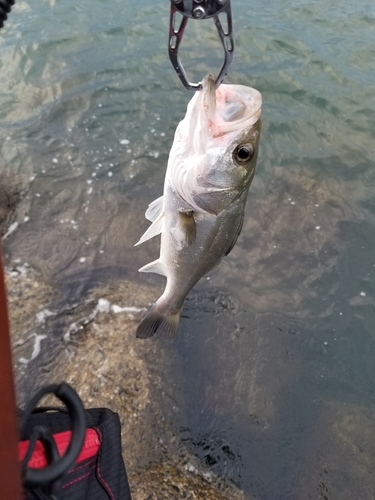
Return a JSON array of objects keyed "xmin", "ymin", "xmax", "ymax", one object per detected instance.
[{"xmin": 200, "ymin": 77, "xmax": 262, "ymax": 125}]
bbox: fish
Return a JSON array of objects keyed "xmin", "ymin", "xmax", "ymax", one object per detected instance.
[{"xmin": 135, "ymin": 74, "xmax": 262, "ymax": 338}]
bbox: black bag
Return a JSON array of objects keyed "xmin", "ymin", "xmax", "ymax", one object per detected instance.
[{"xmin": 19, "ymin": 383, "xmax": 132, "ymax": 500}]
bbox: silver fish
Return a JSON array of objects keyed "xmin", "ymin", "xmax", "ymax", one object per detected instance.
[{"xmin": 135, "ymin": 75, "xmax": 262, "ymax": 338}]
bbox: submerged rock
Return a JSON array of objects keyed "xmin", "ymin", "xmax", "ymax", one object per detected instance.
[
  {"xmin": 6, "ymin": 267, "xmax": 250, "ymax": 499},
  {"xmin": 0, "ymin": 168, "xmax": 27, "ymax": 236},
  {"xmin": 130, "ymin": 462, "xmax": 246, "ymax": 500},
  {"xmin": 296, "ymin": 402, "xmax": 375, "ymax": 499}
]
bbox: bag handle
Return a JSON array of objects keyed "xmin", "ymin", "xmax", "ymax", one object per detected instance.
[{"xmin": 20, "ymin": 383, "xmax": 87, "ymax": 488}]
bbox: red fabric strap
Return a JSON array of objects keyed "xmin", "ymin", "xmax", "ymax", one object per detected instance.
[{"xmin": 19, "ymin": 428, "xmax": 100, "ymax": 468}]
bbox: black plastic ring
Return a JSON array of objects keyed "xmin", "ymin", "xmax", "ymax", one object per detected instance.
[
  {"xmin": 0, "ymin": 0, "xmax": 15, "ymax": 29},
  {"xmin": 21, "ymin": 383, "xmax": 86, "ymax": 488}
]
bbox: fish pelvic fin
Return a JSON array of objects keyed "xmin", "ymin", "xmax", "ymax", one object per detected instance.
[
  {"xmin": 136, "ymin": 304, "xmax": 181, "ymax": 339},
  {"xmin": 138, "ymin": 259, "xmax": 166, "ymax": 277},
  {"xmin": 134, "ymin": 213, "xmax": 164, "ymax": 246}
]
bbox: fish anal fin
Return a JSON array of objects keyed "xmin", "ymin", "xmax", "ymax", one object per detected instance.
[
  {"xmin": 225, "ymin": 212, "xmax": 244, "ymax": 256},
  {"xmin": 136, "ymin": 305, "xmax": 181, "ymax": 339},
  {"xmin": 138, "ymin": 259, "xmax": 166, "ymax": 277},
  {"xmin": 146, "ymin": 196, "xmax": 164, "ymax": 222},
  {"xmin": 203, "ymin": 263, "xmax": 221, "ymax": 279},
  {"xmin": 178, "ymin": 210, "xmax": 196, "ymax": 246},
  {"xmin": 134, "ymin": 213, "xmax": 164, "ymax": 246}
]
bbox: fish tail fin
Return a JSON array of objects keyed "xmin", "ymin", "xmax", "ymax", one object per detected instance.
[{"xmin": 136, "ymin": 303, "xmax": 181, "ymax": 339}]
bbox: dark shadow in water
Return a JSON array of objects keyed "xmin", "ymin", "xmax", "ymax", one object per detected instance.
[{"xmin": 171, "ymin": 286, "xmax": 375, "ymax": 499}]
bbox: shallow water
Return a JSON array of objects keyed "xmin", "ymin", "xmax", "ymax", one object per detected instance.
[{"xmin": 1, "ymin": 0, "xmax": 375, "ymax": 498}]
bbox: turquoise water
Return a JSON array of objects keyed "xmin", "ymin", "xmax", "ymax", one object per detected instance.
[{"xmin": 1, "ymin": 0, "xmax": 375, "ymax": 498}]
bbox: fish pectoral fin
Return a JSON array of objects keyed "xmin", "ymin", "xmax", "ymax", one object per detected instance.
[
  {"xmin": 134, "ymin": 213, "xmax": 164, "ymax": 246},
  {"xmin": 145, "ymin": 196, "xmax": 164, "ymax": 222},
  {"xmin": 138, "ymin": 259, "xmax": 166, "ymax": 277},
  {"xmin": 225, "ymin": 212, "xmax": 244, "ymax": 256},
  {"xmin": 178, "ymin": 210, "xmax": 196, "ymax": 246}
]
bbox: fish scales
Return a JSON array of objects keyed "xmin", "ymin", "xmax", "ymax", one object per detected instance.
[{"xmin": 135, "ymin": 74, "xmax": 262, "ymax": 338}]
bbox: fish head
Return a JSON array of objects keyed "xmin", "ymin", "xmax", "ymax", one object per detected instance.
[{"xmin": 169, "ymin": 75, "xmax": 262, "ymax": 215}]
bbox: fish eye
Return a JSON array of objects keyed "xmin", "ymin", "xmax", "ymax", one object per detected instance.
[{"xmin": 234, "ymin": 144, "xmax": 254, "ymax": 164}]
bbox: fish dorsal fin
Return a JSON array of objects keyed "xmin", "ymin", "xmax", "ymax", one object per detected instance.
[
  {"xmin": 138, "ymin": 259, "xmax": 166, "ymax": 277},
  {"xmin": 145, "ymin": 196, "xmax": 164, "ymax": 222},
  {"xmin": 134, "ymin": 213, "xmax": 164, "ymax": 246},
  {"xmin": 173, "ymin": 210, "xmax": 196, "ymax": 247}
]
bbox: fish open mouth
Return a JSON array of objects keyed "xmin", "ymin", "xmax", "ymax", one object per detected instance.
[
  {"xmin": 194, "ymin": 74, "xmax": 262, "ymax": 143},
  {"xmin": 175, "ymin": 74, "xmax": 262, "ymax": 156}
]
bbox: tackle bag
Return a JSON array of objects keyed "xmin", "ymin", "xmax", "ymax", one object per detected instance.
[{"xmin": 18, "ymin": 382, "xmax": 132, "ymax": 500}]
